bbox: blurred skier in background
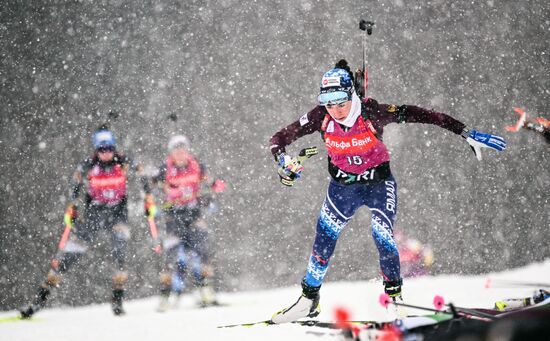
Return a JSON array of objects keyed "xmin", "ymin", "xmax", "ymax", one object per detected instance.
[
  {"xmin": 394, "ymin": 230, "xmax": 434, "ymax": 278},
  {"xmin": 21, "ymin": 125, "xmax": 152, "ymax": 318},
  {"xmin": 269, "ymin": 59, "xmax": 506, "ymax": 324},
  {"xmin": 149, "ymin": 135, "xmax": 225, "ymax": 311}
]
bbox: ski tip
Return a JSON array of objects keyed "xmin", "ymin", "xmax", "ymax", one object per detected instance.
[
  {"xmin": 379, "ymin": 293, "xmax": 391, "ymax": 308},
  {"xmin": 433, "ymin": 295, "xmax": 445, "ymax": 311}
]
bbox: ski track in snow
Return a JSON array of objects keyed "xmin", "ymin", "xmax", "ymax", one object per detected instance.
[{"xmin": 2, "ymin": 260, "xmax": 549, "ymax": 341}]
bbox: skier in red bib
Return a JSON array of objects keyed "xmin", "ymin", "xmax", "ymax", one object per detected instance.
[
  {"xmin": 270, "ymin": 60, "xmax": 506, "ymax": 323},
  {"xmin": 394, "ymin": 230, "xmax": 434, "ymax": 278},
  {"xmin": 20, "ymin": 125, "xmax": 151, "ymax": 317},
  {"xmin": 151, "ymin": 135, "xmax": 223, "ymax": 311}
]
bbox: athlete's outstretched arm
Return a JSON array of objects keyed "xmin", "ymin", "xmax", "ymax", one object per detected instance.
[{"xmin": 270, "ymin": 107, "xmax": 324, "ymax": 159}]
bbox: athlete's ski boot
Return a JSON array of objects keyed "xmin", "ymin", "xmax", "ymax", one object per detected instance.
[
  {"xmin": 157, "ymin": 287, "xmax": 171, "ymax": 313},
  {"xmin": 20, "ymin": 270, "xmax": 60, "ymax": 318},
  {"xmin": 112, "ymin": 289, "xmax": 125, "ymax": 316},
  {"xmin": 20, "ymin": 286, "xmax": 51, "ymax": 318},
  {"xmin": 271, "ymin": 280, "xmax": 321, "ymax": 324},
  {"xmin": 198, "ymin": 280, "xmax": 219, "ymax": 307},
  {"xmin": 157, "ymin": 272, "xmax": 173, "ymax": 312},
  {"xmin": 383, "ymin": 278, "xmax": 403, "ymax": 302},
  {"xmin": 111, "ymin": 271, "xmax": 127, "ymax": 316}
]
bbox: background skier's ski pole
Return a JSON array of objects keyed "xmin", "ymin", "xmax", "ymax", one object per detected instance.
[
  {"xmin": 144, "ymin": 195, "xmax": 161, "ymax": 253},
  {"xmin": 51, "ymin": 205, "xmax": 76, "ymax": 269},
  {"xmin": 147, "ymin": 216, "xmax": 161, "ymax": 254}
]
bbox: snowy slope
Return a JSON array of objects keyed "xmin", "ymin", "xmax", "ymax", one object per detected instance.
[{"xmin": 2, "ymin": 260, "xmax": 549, "ymax": 341}]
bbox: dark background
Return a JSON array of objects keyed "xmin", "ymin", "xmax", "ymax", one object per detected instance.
[{"xmin": 1, "ymin": 0, "xmax": 548, "ymax": 310}]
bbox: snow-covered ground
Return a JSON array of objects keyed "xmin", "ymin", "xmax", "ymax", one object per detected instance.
[{"xmin": 2, "ymin": 260, "xmax": 549, "ymax": 341}]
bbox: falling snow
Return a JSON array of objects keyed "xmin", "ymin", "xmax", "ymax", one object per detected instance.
[{"xmin": 0, "ymin": 1, "xmax": 548, "ymax": 333}]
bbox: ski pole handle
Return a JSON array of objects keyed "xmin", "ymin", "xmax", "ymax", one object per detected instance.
[
  {"xmin": 277, "ymin": 147, "xmax": 318, "ymax": 187},
  {"xmin": 297, "ymin": 146, "xmax": 318, "ymax": 163},
  {"xmin": 58, "ymin": 204, "xmax": 76, "ymax": 250}
]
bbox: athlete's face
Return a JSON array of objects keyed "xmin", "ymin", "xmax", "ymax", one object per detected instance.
[
  {"xmin": 170, "ymin": 147, "xmax": 189, "ymax": 167},
  {"xmin": 326, "ymin": 100, "xmax": 352, "ymax": 121},
  {"xmin": 97, "ymin": 147, "xmax": 115, "ymax": 162}
]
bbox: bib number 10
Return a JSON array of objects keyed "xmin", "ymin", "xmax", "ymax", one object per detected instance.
[{"xmin": 346, "ymin": 156, "xmax": 363, "ymax": 165}]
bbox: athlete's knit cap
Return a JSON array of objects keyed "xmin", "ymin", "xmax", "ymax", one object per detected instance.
[
  {"xmin": 168, "ymin": 135, "xmax": 190, "ymax": 151},
  {"xmin": 318, "ymin": 68, "xmax": 354, "ymax": 106},
  {"xmin": 92, "ymin": 129, "xmax": 116, "ymax": 149}
]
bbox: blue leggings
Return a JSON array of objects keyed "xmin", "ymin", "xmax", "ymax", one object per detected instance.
[
  {"xmin": 170, "ymin": 244, "xmax": 203, "ymax": 294},
  {"xmin": 304, "ymin": 175, "xmax": 400, "ymax": 288}
]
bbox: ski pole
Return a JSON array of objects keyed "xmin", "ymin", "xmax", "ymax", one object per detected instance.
[
  {"xmin": 432, "ymin": 295, "xmax": 497, "ymax": 320},
  {"xmin": 358, "ymin": 19, "xmax": 375, "ymax": 99},
  {"xmin": 58, "ymin": 216, "xmax": 73, "ymax": 250},
  {"xmin": 147, "ymin": 215, "xmax": 161, "ymax": 254},
  {"xmin": 147, "ymin": 212, "xmax": 161, "ymax": 254},
  {"xmin": 379, "ymin": 293, "xmax": 497, "ymax": 320},
  {"xmin": 144, "ymin": 195, "xmax": 161, "ymax": 253},
  {"xmin": 379, "ymin": 293, "xmax": 443, "ymax": 314},
  {"xmin": 51, "ymin": 206, "xmax": 75, "ymax": 269}
]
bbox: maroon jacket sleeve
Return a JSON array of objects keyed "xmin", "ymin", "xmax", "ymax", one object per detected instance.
[
  {"xmin": 369, "ymin": 98, "xmax": 466, "ymax": 135},
  {"xmin": 269, "ymin": 106, "xmax": 325, "ymax": 158}
]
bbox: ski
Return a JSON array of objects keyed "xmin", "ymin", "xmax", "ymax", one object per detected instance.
[
  {"xmin": 294, "ymin": 319, "xmax": 380, "ymax": 329},
  {"xmin": 197, "ymin": 301, "xmax": 229, "ymax": 309},
  {"xmin": 217, "ymin": 319, "xmax": 273, "ymax": 328},
  {"xmin": 217, "ymin": 319, "xmax": 380, "ymax": 329},
  {"xmin": 0, "ymin": 315, "xmax": 41, "ymax": 323}
]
